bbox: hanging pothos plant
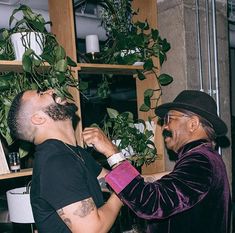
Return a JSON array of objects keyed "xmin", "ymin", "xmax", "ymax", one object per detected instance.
[
  {"xmin": 80, "ymin": 0, "xmax": 173, "ymax": 112},
  {"xmin": 0, "ymin": 5, "xmax": 79, "ymax": 157},
  {"xmin": 102, "ymin": 108, "xmax": 157, "ymax": 168}
]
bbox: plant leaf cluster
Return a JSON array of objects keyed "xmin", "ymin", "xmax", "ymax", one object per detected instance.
[
  {"xmin": 0, "ymin": 5, "xmax": 79, "ymax": 154},
  {"xmin": 102, "ymin": 108, "xmax": 157, "ymax": 168},
  {"xmin": 81, "ymin": 0, "xmax": 173, "ymax": 112}
]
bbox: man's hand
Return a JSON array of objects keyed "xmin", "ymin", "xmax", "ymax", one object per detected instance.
[{"xmin": 82, "ymin": 127, "xmax": 119, "ymax": 157}]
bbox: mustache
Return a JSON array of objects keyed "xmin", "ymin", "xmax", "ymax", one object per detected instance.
[{"xmin": 162, "ymin": 129, "xmax": 173, "ymax": 138}]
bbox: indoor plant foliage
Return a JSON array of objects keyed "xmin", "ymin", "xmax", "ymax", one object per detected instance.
[
  {"xmin": 0, "ymin": 5, "xmax": 79, "ymax": 156},
  {"xmin": 0, "ymin": 4, "xmax": 78, "ymax": 97},
  {"xmin": 80, "ymin": 0, "xmax": 173, "ymax": 112},
  {"xmin": 102, "ymin": 108, "xmax": 157, "ymax": 168}
]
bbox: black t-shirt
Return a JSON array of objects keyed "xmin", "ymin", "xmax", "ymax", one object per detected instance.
[{"xmin": 30, "ymin": 139, "xmax": 104, "ymax": 233}]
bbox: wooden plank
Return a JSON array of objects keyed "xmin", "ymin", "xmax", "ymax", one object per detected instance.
[
  {"xmin": 0, "ymin": 168, "xmax": 32, "ymax": 180},
  {"xmin": 78, "ymin": 63, "xmax": 143, "ymax": 75},
  {"xmin": 0, "ymin": 60, "xmax": 23, "ymax": 72},
  {"xmin": 48, "ymin": 0, "xmax": 83, "ymax": 146},
  {"xmin": 0, "ymin": 60, "xmax": 50, "ymax": 72},
  {"xmin": 132, "ymin": 0, "xmax": 165, "ymax": 174},
  {"xmin": 0, "ymin": 61, "xmax": 142, "ymax": 74}
]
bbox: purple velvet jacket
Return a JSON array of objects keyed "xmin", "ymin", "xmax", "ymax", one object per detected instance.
[{"xmin": 105, "ymin": 140, "xmax": 231, "ymax": 233}]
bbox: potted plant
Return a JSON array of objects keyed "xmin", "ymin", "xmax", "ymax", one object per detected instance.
[
  {"xmin": 99, "ymin": 108, "xmax": 157, "ymax": 169},
  {"xmin": 0, "ymin": 5, "xmax": 79, "ymax": 157},
  {"xmin": 79, "ymin": 0, "xmax": 173, "ymax": 111}
]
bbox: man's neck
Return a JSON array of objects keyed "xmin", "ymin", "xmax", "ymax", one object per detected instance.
[{"xmin": 34, "ymin": 121, "xmax": 77, "ymax": 146}]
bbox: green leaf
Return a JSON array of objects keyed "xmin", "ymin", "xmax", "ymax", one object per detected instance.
[
  {"xmin": 54, "ymin": 59, "xmax": 67, "ymax": 72},
  {"xmin": 144, "ymin": 96, "xmax": 151, "ymax": 108},
  {"xmin": 144, "ymin": 89, "xmax": 154, "ymax": 98},
  {"xmin": 33, "ymin": 59, "xmax": 42, "ymax": 67},
  {"xmin": 24, "ymin": 48, "xmax": 34, "ymax": 56},
  {"xmin": 56, "ymin": 73, "xmax": 66, "ymax": 84},
  {"xmin": 158, "ymin": 73, "xmax": 173, "ymax": 86},
  {"xmin": 162, "ymin": 38, "xmax": 171, "ymax": 52},
  {"xmin": 79, "ymin": 81, "xmax": 88, "ymax": 91},
  {"xmin": 107, "ymin": 108, "xmax": 119, "ymax": 119},
  {"xmin": 139, "ymin": 103, "xmax": 150, "ymax": 112},
  {"xmin": 67, "ymin": 56, "xmax": 77, "ymax": 67},
  {"xmin": 159, "ymin": 52, "xmax": 165, "ymax": 66},
  {"xmin": 55, "ymin": 46, "xmax": 66, "ymax": 61},
  {"xmin": 143, "ymin": 59, "xmax": 154, "ymax": 70},
  {"xmin": 22, "ymin": 54, "xmax": 33, "ymax": 72},
  {"xmin": 136, "ymin": 71, "xmax": 146, "ymax": 80},
  {"xmin": 0, "ymin": 80, "xmax": 10, "ymax": 91},
  {"xmin": 151, "ymin": 29, "xmax": 159, "ymax": 40}
]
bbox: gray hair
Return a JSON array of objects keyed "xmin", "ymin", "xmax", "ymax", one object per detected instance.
[{"xmin": 175, "ymin": 109, "xmax": 216, "ymax": 142}]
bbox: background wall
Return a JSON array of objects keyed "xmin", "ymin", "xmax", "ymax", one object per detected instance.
[{"xmin": 156, "ymin": 0, "xmax": 232, "ymax": 184}]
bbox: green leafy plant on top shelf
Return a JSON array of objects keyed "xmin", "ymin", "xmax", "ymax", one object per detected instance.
[
  {"xmin": 0, "ymin": 5, "xmax": 79, "ymax": 156},
  {"xmin": 80, "ymin": 0, "xmax": 173, "ymax": 112},
  {"xmin": 101, "ymin": 108, "xmax": 157, "ymax": 168}
]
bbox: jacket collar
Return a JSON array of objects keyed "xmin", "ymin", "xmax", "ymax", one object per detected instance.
[{"xmin": 177, "ymin": 139, "xmax": 210, "ymax": 158}]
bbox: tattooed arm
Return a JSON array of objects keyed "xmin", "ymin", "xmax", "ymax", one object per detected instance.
[{"xmin": 57, "ymin": 194, "xmax": 122, "ymax": 233}]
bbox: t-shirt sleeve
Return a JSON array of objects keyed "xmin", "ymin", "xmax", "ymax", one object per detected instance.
[{"xmin": 40, "ymin": 154, "xmax": 91, "ymax": 210}]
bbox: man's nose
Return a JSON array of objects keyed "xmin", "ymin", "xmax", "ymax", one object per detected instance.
[{"xmin": 43, "ymin": 89, "xmax": 54, "ymax": 95}]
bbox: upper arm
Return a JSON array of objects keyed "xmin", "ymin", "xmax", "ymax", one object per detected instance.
[{"xmin": 57, "ymin": 197, "xmax": 101, "ymax": 233}]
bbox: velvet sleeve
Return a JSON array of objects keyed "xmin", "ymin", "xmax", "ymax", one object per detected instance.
[{"xmin": 105, "ymin": 153, "xmax": 213, "ymax": 220}]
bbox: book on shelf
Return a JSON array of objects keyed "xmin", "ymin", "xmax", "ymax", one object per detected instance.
[{"xmin": 0, "ymin": 140, "xmax": 10, "ymax": 175}]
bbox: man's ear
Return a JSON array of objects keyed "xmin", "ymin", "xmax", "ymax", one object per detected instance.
[
  {"xmin": 31, "ymin": 112, "xmax": 47, "ymax": 125},
  {"xmin": 189, "ymin": 116, "xmax": 200, "ymax": 132}
]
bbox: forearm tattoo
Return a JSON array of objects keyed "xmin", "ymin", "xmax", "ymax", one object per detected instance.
[{"xmin": 74, "ymin": 198, "xmax": 95, "ymax": 217}]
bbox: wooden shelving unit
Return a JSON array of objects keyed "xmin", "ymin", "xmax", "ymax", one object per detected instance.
[
  {"xmin": 0, "ymin": 168, "xmax": 32, "ymax": 180},
  {"xmin": 0, "ymin": 0, "xmax": 165, "ymax": 181}
]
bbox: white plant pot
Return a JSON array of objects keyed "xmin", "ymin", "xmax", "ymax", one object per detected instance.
[
  {"xmin": 6, "ymin": 187, "xmax": 34, "ymax": 224},
  {"xmin": 10, "ymin": 32, "xmax": 45, "ymax": 61}
]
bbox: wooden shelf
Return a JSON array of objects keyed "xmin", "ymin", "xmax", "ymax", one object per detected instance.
[
  {"xmin": 77, "ymin": 63, "xmax": 143, "ymax": 75},
  {"xmin": 0, "ymin": 60, "xmax": 143, "ymax": 75},
  {"xmin": 0, "ymin": 60, "xmax": 23, "ymax": 72},
  {"xmin": 0, "ymin": 168, "xmax": 32, "ymax": 180},
  {"xmin": 0, "ymin": 60, "xmax": 50, "ymax": 72}
]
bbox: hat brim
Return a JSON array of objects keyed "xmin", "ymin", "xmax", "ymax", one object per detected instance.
[{"xmin": 155, "ymin": 102, "xmax": 228, "ymax": 136}]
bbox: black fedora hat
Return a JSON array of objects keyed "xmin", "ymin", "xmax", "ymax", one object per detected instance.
[{"xmin": 155, "ymin": 90, "xmax": 227, "ymax": 136}]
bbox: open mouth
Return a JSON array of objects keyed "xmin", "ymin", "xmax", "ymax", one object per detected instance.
[{"xmin": 52, "ymin": 93, "xmax": 67, "ymax": 105}]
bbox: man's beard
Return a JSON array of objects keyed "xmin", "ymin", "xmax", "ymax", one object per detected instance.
[{"xmin": 43, "ymin": 102, "xmax": 78, "ymax": 121}]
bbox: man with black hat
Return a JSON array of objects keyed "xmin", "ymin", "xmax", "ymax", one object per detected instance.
[{"xmin": 82, "ymin": 90, "xmax": 232, "ymax": 233}]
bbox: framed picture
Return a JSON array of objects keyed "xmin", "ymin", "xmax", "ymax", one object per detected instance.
[{"xmin": 0, "ymin": 140, "xmax": 10, "ymax": 175}]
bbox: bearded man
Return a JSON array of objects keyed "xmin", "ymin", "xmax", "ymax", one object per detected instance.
[{"xmin": 7, "ymin": 89, "xmax": 122, "ymax": 233}]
